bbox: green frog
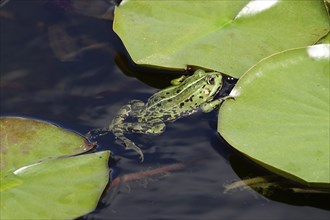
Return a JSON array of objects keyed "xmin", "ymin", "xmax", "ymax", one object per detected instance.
[{"xmin": 109, "ymin": 69, "xmax": 225, "ymax": 161}]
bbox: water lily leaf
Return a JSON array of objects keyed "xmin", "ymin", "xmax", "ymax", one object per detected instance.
[
  {"xmin": 318, "ymin": 31, "xmax": 330, "ymax": 44},
  {"xmin": 113, "ymin": 0, "xmax": 329, "ymax": 78},
  {"xmin": 0, "ymin": 117, "xmax": 94, "ymax": 173},
  {"xmin": 1, "ymin": 151, "xmax": 110, "ymax": 219},
  {"xmin": 218, "ymin": 44, "xmax": 330, "ymax": 186},
  {"xmin": 0, "ymin": 117, "xmax": 110, "ymax": 219}
]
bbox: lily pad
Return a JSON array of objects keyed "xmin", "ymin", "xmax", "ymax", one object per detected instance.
[
  {"xmin": 1, "ymin": 151, "xmax": 110, "ymax": 219},
  {"xmin": 113, "ymin": 0, "xmax": 329, "ymax": 78},
  {"xmin": 318, "ymin": 31, "xmax": 330, "ymax": 44},
  {"xmin": 0, "ymin": 117, "xmax": 110, "ymax": 219},
  {"xmin": 218, "ymin": 44, "xmax": 330, "ymax": 186},
  {"xmin": 0, "ymin": 117, "xmax": 94, "ymax": 173}
]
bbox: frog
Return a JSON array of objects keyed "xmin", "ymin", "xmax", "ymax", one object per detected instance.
[{"xmin": 109, "ymin": 69, "xmax": 225, "ymax": 161}]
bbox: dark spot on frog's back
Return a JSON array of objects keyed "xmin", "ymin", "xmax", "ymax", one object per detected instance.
[
  {"xmin": 185, "ymin": 95, "xmax": 194, "ymax": 102},
  {"xmin": 179, "ymin": 103, "xmax": 184, "ymax": 108},
  {"xmin": 176, "ymin": 89, "xmax": 181, "ymax": 93}
]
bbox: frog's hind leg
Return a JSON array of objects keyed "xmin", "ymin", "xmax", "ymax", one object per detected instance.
[
  {"xmin": 111, "ymin": 126, "xmax": 145, "ymax": 161},
  {"xmin": 109, "ymin": 100, "xmax": 144, "ymax": 130},
  {"xmin": 125, "ymin": 119, "xmax": 166, "ymax": 135},
  {"xmin": 112, "ymin": 119, "xmax": 166, "ymax": 161},
  {"xmin": 109, "ymin": 100, "xmax": 145, "ymax": 160}
]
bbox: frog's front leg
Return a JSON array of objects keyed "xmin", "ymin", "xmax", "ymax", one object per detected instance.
[
  {"xmin": 201, "ymin": 97, "xmax": 227, "ymax": 113},
  {"xmin": 170, "ymin": 75, "xmax": 187, "ymax": 85}
]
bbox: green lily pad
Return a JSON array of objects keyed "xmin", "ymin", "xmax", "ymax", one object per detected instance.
[
  {"xmin": 1, "ymin": 151, "xmax": 110, "ymax": 219},
  {"xmin": 113, "ymin": 0, "xmax": 329, "ymax": 78},
  {"xmin": 0, "ymin": 117, "xmax": 94, "ymax": 173},
  {"xmin": 218, "ymin": 44, "xmax": 330, "ymax": 186},
  {"xmin": 318, "ymin": 32, "xmax": 330, "ymax": 44},
  {"xmin": 0, "ymin": 117, "xmax": 110, "ymax": 219}
]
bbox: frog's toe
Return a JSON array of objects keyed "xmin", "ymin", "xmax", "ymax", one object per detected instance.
[
  {"xmin": 85, "ymin": 128, "xmax": 109, "ymax": 140},
  {"xmin": 125, "ymin": 142, "xmax": 144, "ymax": 162}
]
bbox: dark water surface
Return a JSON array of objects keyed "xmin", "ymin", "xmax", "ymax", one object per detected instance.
[{"xmin": 1, "ymin": 1, "xmax": 329, "ymax": 220}]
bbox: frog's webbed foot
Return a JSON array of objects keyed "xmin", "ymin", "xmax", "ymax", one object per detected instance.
[
  {"xmin": 85, "ymin": 127, "xmax": 109, "ymax": 141},
  {"xmin": 111, "ymin": 126, "xmax": 145, "ymax": 161}
]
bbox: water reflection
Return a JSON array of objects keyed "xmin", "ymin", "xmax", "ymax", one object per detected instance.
[{"xmin": 226, "ymin": 154, "xmax": 330, "ymax": 210}]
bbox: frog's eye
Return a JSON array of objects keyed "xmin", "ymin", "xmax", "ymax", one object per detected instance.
[{"xmin": 206, "ymin": 76, "xmax": 215, "ymax": 85}]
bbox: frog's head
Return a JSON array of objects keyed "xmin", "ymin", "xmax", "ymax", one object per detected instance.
[{"xmin": 199, "ymin": 70, "xmax": 223, "ymax": 99}]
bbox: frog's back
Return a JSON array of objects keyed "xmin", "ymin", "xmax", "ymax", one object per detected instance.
[{"xmin": 142, "ymin": 76, "xmax": 210, "ymax": 121}]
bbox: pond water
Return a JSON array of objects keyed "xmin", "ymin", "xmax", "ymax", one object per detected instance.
[{"xmin": 1, "ymin": 1, "xmax": 329, "ymax": 219}]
